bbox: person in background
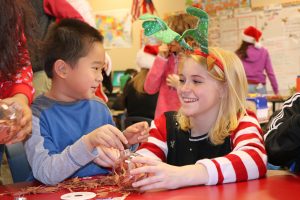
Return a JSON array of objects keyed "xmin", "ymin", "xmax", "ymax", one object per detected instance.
[
  {"xmin": 25, "ymin": 19, "xmax": 149, "ymax": 185},
  {"xmin": 131, "ymin": 46, "xmax": 267, "ymax": 191},
  {"xmin": 0, "ymin": 0, "xmax": 37, "ymax": 146},
  {"xmin": 123, "ymin": 45, "xmax": 159, "ymax": 119},
  {"xmin": 236, "ymin": 26, "xmax": 279, "ymax": 95},
  {"xmin": 144, "ymin": 13, "xmax": 198, "ymax": 118},
  {"xmin": 264, "ymin": 93, "xmax": 300, "ymax": 172}
]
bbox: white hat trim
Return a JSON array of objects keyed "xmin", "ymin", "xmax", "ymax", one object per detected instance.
[
  {"xmin": 254, "ymin": 42, "xmax": 262, "ymax": 48},
  {"xmin": 136, "ymin": 50, "xmax": 156, "ymax": 69},
  {"xmin": 242, "ymin": 33, "xmax": 262, "ymax": 48},
  {"xmin": 242, "ymin": 33, "xmax": 256, "ymax": 43}
]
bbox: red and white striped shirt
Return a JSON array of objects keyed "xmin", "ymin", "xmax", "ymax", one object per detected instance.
[{"xmin": 136, "ymin": 110, "xmax": 267, "ymax": 185}]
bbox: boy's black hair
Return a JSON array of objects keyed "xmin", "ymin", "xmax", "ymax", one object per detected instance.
[{"xmin": 43, "ymin": 18, "xmax": 104, "ymax": 78}]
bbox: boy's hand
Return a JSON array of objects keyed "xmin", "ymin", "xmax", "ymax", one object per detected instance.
[
  {"xmin": 83, "ymin": 124, "xmax": 128, "ymax": 152},
  {"xmin": 93, "ymin": 146, "xmax": 120, "ymax": 167},
  {"xmin": 124, "ymin": 121, "xmax": 149, "ymax": 145}
]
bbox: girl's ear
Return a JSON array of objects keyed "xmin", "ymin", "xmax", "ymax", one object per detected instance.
[
  {"xmin": 219, "ymin": 82, "xmax": 228, "ymax": 99},
  {"xmin": 53, "ymin": 59, "xmax": 70, "ymax": 79}
]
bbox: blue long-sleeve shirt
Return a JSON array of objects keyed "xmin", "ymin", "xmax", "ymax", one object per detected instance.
[{"xmin": 25, "ymin": 95, "xmax": 114, "ymax": 185}]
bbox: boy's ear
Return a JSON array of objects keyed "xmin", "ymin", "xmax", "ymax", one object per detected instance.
[{"xmin": 53, "ymin": 59, "xmax": 69, "ymax": 78}]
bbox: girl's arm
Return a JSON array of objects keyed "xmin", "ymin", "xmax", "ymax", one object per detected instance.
[
  {"xmin": 196, "ymin": 111, "xmax": 267, "ymax": 185},
  {"xmin": 144, "ymin": 56, "xmax": 169, "ymax": 94},
  {"xmin": 2, "ymin": 33, "xmax": 34, "ymax": 105}
]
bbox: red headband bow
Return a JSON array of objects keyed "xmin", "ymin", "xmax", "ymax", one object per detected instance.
[{"xmin": 192, "ymin": 49, "xmax": 224, "ymax": 72}]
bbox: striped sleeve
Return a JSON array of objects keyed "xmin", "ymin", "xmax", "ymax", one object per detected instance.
[
  {"xmin": 136, "ymin": 114, "xmax": 168, "ymax": 161},
  {"xmin": 197, "ymin": 110, "xmax": 267, "ymax": 185}
]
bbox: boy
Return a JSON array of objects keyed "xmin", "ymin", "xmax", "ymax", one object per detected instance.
[{"xmin": 25, "ymin": 19, "xmax": 148, "ymax": 185}]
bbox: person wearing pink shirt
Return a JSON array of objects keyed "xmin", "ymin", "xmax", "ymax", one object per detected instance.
[{"xmin": 144, "ymin": 13, "xmax": 197, "ymax": 118}]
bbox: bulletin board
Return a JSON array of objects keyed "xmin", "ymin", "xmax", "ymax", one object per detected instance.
[{"xmin": 208, "ymin": 5, "xmax": 300, "ymax": 93}]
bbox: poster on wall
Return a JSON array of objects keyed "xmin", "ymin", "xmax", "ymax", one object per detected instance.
[{"xmin": 95, "ymin": 9, "xmax": 132, "ymax": 48}]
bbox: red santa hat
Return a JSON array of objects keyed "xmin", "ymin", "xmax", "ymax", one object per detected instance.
[
  {"xmin": 136, "ymin": 45, "xmax": 159, "ymax": 69},
  {"xmin": 242, "ymin": 26, "xmax": 262, "ymax": 48}
]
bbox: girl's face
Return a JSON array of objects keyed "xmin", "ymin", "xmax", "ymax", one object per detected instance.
[
  {"xmin": 66, "ymin": 42, "xmax": 105, "ymax": 100},
  {"xmin": 177, "ymin": 57, "xmax": 224, "ymax": 118}
]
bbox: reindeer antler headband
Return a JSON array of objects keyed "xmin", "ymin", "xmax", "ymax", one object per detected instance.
[{"xmin": 139, "ymin": 7, "xmax": 224, "ymax": 72}]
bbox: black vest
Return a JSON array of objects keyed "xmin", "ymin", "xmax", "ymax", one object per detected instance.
[{"xmin": 165, "ymin": 111, "xmax": 232, "ymax": 166}]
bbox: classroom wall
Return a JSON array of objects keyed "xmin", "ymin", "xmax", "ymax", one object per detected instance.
[
  {"xmin": 209, "ymin": 4, "xmax": 300, "ymax": 93},
  {"xmin": 88, "ymin": 0, "xmax": 300, "ymax": 93},
  {"xmin": 88, "ymin": 0, "xmax": 186, "ymax": 71}
]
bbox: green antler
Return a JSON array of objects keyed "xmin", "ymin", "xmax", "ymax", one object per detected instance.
[
  {"xmin": 180, "ymin": 7, "xmax": 209, "ymax": 54},
  {"xmin": 139, "ymin": 7, "xmax": 209, "ymax": 53}
]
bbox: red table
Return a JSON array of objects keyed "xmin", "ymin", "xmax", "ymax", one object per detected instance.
[{"xmin": 0, "ymin": 174, "xmax": 299, "ymax": 200}]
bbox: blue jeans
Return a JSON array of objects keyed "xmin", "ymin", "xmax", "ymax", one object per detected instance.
[{"xmin": 248, "ymin": 83, "xmax": 267, "ymax": 95}]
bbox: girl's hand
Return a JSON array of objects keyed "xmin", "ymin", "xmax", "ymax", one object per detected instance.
[
  {"xmin": 124, "ymin": 121, "xmax": 149, "ymax": 145},
  {"xmin": 130, "ymin": 156, "xmax": 208, "ymax": 191},
  {"xmin": 1, "ymin": 94, "xmax": 32, "ymax": 144},
  {"xmin": 166, "ymin": 74, "xmax": 180, "ymax": 89}
]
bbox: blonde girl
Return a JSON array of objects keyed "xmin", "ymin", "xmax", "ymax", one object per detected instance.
[{"xmin": 130, "ymin": 47, "xmax": 266, "ymax": 190}]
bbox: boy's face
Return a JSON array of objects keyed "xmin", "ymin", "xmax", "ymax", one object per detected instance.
[{"xmin": 66, "ymin": 42, "xmax": 105, "ymax": 100}]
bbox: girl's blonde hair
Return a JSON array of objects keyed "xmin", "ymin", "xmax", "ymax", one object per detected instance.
[
  {"xmin": 131, "ymin": 68, "xmax": 149, "ymax": 94},
  {"xmin": 176, "ymin": 47, "xmax": 248, "ymax": 145}
]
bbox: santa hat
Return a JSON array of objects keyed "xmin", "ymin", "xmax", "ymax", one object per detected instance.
[
  {"xmin": 242, "ymin": 26, "xmax": 262, "ymax": 48},
  {"xmin": 136, "ymin": 45, "xmax": 159, "ymax": 69}
]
